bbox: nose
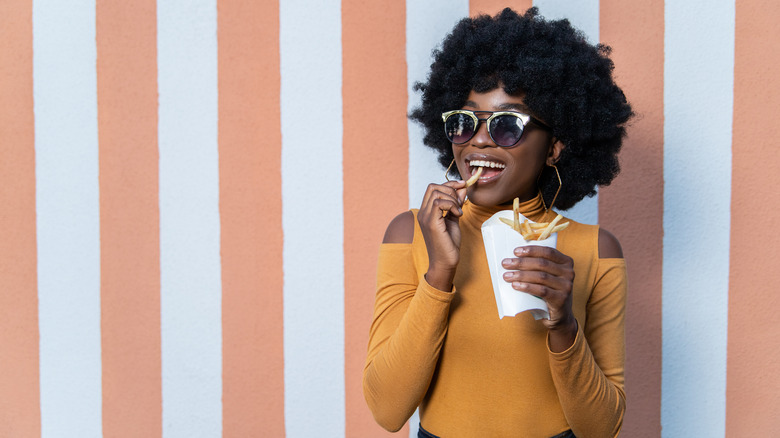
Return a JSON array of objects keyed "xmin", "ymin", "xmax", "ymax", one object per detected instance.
[{"xmin": 470, "ymin": 119, "xmax": 495, "ymax": 148}]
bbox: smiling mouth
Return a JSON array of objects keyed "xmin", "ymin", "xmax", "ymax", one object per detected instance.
[{"xmin": 468, "ymin": 159, "xmax": 506, "ymax": 181}]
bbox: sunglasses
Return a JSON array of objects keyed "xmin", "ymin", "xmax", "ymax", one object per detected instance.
[{"xmin": 441, "ymin": 110, "xmax": 552, "ymax": 147}]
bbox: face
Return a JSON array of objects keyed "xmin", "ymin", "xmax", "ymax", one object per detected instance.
[{"xmin": 451, "ymin": 87, "xmax": 563, "ymax": 206}]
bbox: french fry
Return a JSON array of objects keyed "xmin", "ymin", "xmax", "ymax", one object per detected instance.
[
  {"xmin": 521, "ymin": 220, "xmax": 533, "ymax": 236},
  {"xmin": 501, "ymin": 197, "xmax": 569, "ymax": 241},
  {"xmin": 499, "ymin": 217, "xmax": 515, "ymax": 228},
  {"xmin": 549, "ymin": 222, "xmax": 569, "ymax": 234},
  {"xmin": 538, "ymin": 214, "xmax": 563, "ymax": 241},
  {"xmin": 465, "ymin": 166, "xmax": 483, "ymax": 187}
]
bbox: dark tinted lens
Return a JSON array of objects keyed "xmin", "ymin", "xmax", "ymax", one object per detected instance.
[
  {"xmin": 444, "ymin": 113, "xmax": 475, "ymax": 144},
  {"xmin": 489, "ymin": 114, "xmax": 525, "ymax": 146}
]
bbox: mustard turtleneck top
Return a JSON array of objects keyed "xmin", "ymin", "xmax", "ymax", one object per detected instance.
[{"xmin": 363, "ymin": 195, "xmax": 627, "ymax": 437}]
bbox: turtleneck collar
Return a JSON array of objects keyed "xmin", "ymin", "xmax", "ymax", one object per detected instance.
[{"xmin": 462, "ymin": 192, "xmax": 551, "ymax": 228}]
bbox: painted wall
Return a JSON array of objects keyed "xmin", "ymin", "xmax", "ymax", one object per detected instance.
[{"xmin": 1, "ymin": 0, "xmax": 778, "ymax": 436}]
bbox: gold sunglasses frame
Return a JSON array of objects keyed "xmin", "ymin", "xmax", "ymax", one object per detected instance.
[{"xmin": 441, "ymin": 109, "xmax": 551, "ymax": 147}]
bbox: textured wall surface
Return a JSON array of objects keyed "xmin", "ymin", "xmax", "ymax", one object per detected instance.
[{"xmin": 1, "ymin": 0, "xmax": 778, "ymax": 436}]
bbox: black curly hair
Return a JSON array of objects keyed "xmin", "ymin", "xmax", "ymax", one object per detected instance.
[{"xmin": 409, "ymin": 7, "xmax": 633, "ymax": 210}]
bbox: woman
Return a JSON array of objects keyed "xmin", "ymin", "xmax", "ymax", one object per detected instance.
[{"xmin": 364, "ymin": 7, "xmax": 633, "ymax": 438}]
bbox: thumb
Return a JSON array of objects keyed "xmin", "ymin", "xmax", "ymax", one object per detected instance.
[{"xmin": 456, "ymin": 187, "xmax": 468, "ymax": 205}]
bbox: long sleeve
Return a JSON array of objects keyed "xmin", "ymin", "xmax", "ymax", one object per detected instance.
[
  {"xmin": 363, "ymin": 243, "xmax": 455, "ymax": 432},
  {"xmin": 549, "ymin": 258, "xmax": 627, "ymax": 438}
]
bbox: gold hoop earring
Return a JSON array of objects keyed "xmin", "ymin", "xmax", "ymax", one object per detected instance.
[
  {"xmin": 444, "ymin": 158, "xmax": 456, "ymax": 182},
  {"xmin": 540, "ymin": 164, "xmax": 562, "ymax": 214}
]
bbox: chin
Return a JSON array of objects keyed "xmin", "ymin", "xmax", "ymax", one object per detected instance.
[{"xmin": 467, "ymin": 190, "xmax": 510, "ymax": 207}]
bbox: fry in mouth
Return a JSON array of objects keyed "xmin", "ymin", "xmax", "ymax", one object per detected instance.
[{"xmin": 465, "ymin": 167, "xmax": 483, "ymax": 187}]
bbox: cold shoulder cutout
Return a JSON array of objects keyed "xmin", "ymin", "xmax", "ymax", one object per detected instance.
[
  {"xmin": 598, "ymin": 227, "xmax": 623, "ymax": 259},
  {"xmin": 382, "ymin": 210, "xmax": 415, "ymax": 244}
]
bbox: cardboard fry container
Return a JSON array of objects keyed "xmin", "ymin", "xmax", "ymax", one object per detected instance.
[{"xmin": 481, "ymin": 210, "xmax": 558, "ymax": 320}]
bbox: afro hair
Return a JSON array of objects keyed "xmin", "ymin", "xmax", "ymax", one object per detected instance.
[{"xmin": 409, "ymin": 7, "xmax": 633, "ymax": 210}]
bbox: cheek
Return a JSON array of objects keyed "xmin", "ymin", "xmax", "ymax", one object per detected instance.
[
  {"xmin": 511, "ymin": 137, "xmax": 552, "ymax": 167},
  {"xmin": 450, "ymin": 147, "xmax": 465, "ymax": 177}
]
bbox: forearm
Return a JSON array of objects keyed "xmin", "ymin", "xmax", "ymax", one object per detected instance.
[
  {"xmin": 548, "ymin": 325, "xmax": 625, "ymax": 438},
  {"xmin": 363, "ymin": 277, "xmax": 454, "ymax": 431}
]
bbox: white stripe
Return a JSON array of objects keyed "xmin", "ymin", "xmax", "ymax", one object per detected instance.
[
  {"xmin": 280, "ymin": 1, "xmax": 345, "ymax": 437},
  {"xmin": 408, "ymin": 410, "xmax": 421, "ymax": 438},
  {"xmin": 533, "ymin": 0, "xmax": 599, "ymax": 224},
  {"xmin": 33, "ymin": 1, "xmax": 102, "ymax": 436},
  {"xmin": 406, "ymin": 3, "xmax": 469, "ymax": 435},
  {"xmin": 407, "ymin": 0, "xmax": 469, "ymax": 210},
  {"xmin": 533, "ymin": 0, "xmax": 599, "ymax": 45},
  {"xmin": 158, "ymin": 1, "xmax": 222, "ymax": 436},
  {"xmin": 663, "ymin": 1, "xmax": 734, "ymax": 436}
]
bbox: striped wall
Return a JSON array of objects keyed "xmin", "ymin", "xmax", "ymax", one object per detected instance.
[{"xmin": 1, "ymin": 0, "xmax": 779, "ymax": 436}]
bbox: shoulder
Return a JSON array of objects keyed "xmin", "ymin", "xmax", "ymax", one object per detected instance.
[
  {"xmin": 598, "ymin": 227, "xmax": 623, "ymax": 259},
  {"xmin": 382, "ymin": 210, "xmax": 415, "ymax": 244}
]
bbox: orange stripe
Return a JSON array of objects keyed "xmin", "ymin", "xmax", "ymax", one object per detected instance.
[
  {"xmin": 342, "ymin": 1, "xmax": 409, "ymax": 435},
  {"xmin": 599, "ymin": 1, "xmax": 664, "ymax": 435},
  {"xmin": 728, "ymin": 0, "xmax": 780, "ymax": 434},
  {"xmin": 469, "ymin": 0, "xmax": 532, "ymax": 17},
  {"xmin": 0, "ymin": 1, "xmax": 41, "ymax": 434},
  {"xmin": 96, "ymin": 1, "xmax": 161, "ymax": 436},
  {"xmin": 218, "ymin": 1, "xmax": 285, "ymax": 436}
]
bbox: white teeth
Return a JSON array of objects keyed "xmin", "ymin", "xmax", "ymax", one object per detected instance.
[{"xmin": 469, "ymin": 159, "xmax": 505, "ymax": 169}]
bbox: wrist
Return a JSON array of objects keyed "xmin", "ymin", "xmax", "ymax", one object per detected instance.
[
  {"xmin": 425, "ymin": 265, "xmax": 456, "ymax": 292},
  {"xmin": 548, "ymin": 317, "xmax": 578, "ymax": 353}
]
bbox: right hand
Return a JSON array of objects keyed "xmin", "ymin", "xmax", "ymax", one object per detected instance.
[{"xmin": 417, "ymin": 180, "xmax": 467, "ymax": 291}]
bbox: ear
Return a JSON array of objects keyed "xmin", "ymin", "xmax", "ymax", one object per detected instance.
[{"xmin": 546, "ymin": 138, "xmax": 565, "ymax": 165}]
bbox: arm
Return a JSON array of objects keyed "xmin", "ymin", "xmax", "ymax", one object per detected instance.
[
  {"xmin": 363, "ymin": 212, "xmax": 455, "ymax": 431},
  {"xmin": 364, "ymin": 181, "xmax": 467, "ymax": 430},
  {"xmin": 548, "ymin": 228, "xmax": 627, "ymax": 438}
]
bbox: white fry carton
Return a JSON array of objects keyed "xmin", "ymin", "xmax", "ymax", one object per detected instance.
[{"xmin": 481, "ymin": 210, "xmax": 558, "ymax": 320}]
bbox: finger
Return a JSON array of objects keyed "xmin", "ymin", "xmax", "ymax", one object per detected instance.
[
  {"xmin": 501, "ymin": 255, "xmax": 570, "ymax": 277},
  {"xmin": 503, "ymin": 269, "xmax": 572, "ymax": 291},
  {"xmin": 509, "ymin": 281, "xmax": 554, "ymax": 300},
  {"xmin": 427, "ymin": 181, "xmax": 464, "ymax": 196},
  {"xmin": 422, "ymin": 185, "xmax": 465, "ymax": 216},
  {"xmin": 442, "ymin": 179, "xmax": 467, "ymax": 190},
  {"xmin": 431, "ymin": 197, "xmax": 463, "ymax": 217},
  {"xmin": 422, "ymin": 183, "xmax": 461, "ymax": 206},
  {"xmin": 512, "ymin": 245, "xmax": 572, "ymax": 265},
  {"xmin": 440, "ymin": 181, "xmax": 467, "ymax": 206},
  {"xmin": 454, "ymin": 186, "xmax": 468, "ymax": 205}
]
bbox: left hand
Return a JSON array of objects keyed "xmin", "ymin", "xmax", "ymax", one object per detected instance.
[{"xmin": 502, "ymin": 245, "xmax": 577, "ymax": 350}]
